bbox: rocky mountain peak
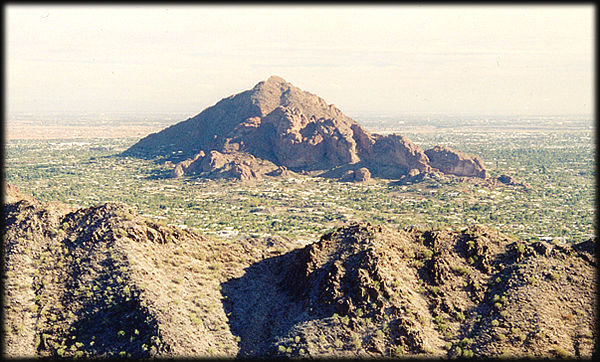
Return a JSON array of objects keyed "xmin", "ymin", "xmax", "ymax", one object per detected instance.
[
  {"xmin": 247, "ymin": 76, "xmax": 349, "ymax": 123},
  {"xmin": 125, "ymin": 77, "xmax": 489, "ymax": 181},
  {"xmin": 266, "ymin": 75, "xmax": 287, "ymax": 84}
]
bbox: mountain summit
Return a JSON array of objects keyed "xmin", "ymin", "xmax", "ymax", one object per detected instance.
[{"xmin": 124, "ymin": 76, "xmax": 488, "ymax": 180}]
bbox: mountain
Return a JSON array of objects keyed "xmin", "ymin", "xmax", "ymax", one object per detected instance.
[
  {"xmin": 2, "ymin": 183, "xmax": 300, "ymax": 357},
  {"xmin": 4, "ymin": 184, "xmax": 595, "ymax": 358},
  {"xmin": 124, "ymin": 76, "xmax": 488, "ymax": 180},
  {"xmin": 224, "ymin": 223, "xmax": 596, "ymax": 358}
]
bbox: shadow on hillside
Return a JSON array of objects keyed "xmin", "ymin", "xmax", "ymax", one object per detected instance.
[
  {"xmin": 220, "ymin": 250, "xmax": 306, "ymax": 357},
  {"xmin": 49, "ymin": 215, "xmax": 168, "ymax": 358},
  {"xmin": 143, "ymin": 168, "xmax": 173, "ymax": 180},
  {"xmin": 108, "ymin": 152, "xmax": 185, "ymax": 180},
  {"xmin": 66, "ymin": 294, "xmax": 162, "ymax": 357}
]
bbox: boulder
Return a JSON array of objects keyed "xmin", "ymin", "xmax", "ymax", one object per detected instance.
[
  {"xmin": 497, "ymin": 174, "xmax": 525, "ymax": 186},
  {"xmin": 354, "ymin": 167, "xmax": 371, "ymax": 182},
  {"xmin": 424, "ymin": 146, "xmax": 488, "ymax": 178}
]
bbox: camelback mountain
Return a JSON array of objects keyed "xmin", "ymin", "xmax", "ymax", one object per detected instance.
[
  {"xmin": 124, "ymin": 76, "xmax": 488, "ymax": 180},
  {"xmin": 4, "ymin": 183, "xmax": 596, "ymax": 358}
]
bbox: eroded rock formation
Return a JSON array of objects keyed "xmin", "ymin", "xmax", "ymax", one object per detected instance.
[
  {"xmin": 424, "ymin": 146, "xmax": 488, "ymax": 178},
  {"xmin": 126, "ymin": 76, "xmax": 489, "ymax": 181}
]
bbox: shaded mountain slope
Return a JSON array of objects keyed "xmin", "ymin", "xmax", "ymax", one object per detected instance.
[
  {"xmin": 223, "ymin": 223, "xmax": 596, "ymax": 358},
  {"xmin": 124, "ymin": 76, "xmax": 487, "ymax": 180}
]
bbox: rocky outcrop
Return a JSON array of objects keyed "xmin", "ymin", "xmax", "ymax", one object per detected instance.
[
  {"xmin": 251, "ymin": 222, "xmax": 596, "ymax": 358},
  {"xmin": 127, "ymin": 76, "xmax": 488, "ymax": 181},
  {"xmin": 354, "ymin": 167, "xmax": 371, "ymax": 182},
  {"xmin": 3, "ymin": 184, "xmax": 307, "ymax": 358},
  {"xmin": 497, "ymin": 174, "xmax": 527, "ymax": 187},
  {"xmin": 267, "ymin": 165, "xmax": 296, "ymax": 178},
  {"xmin": 172, "ymin": 150, "xmax": 278, "ymax": 180},
  {"xmin": 366, "ymin": 134, "xmax": 432, "ymax": 178},
  {"xmin": 424, "ymin": 146, "xmax": 488, "ymax": 178},
  {"xmin": 340, "ymin": 167, "xmax": 372, "ymax": 182},
  {"xmin": 3, "ymin": 185, "xmax": 222, "ymax": 357},
  {"xmin": 171, "ymin": 151, "xmax": 205, "ymax": 178}
]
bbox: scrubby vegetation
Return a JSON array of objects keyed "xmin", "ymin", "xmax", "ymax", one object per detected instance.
[
  {"xmin": 4, "ymin": 115, "xmax": 595, "ymax": 358},
  {"xmin": 5, "ymin": 125, "xmax": 594, "ymax": 245},
  {"xmin": 5, "ymin": 190, "xmax": 594, "ymax": 358}
]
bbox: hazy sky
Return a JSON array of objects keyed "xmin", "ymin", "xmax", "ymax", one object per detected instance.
[{"xmin": 6, "ymin": 5, "xmax": 594, "ymax": 118}]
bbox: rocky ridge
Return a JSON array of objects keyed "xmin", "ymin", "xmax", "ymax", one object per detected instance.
[
  {"xmin": 230, "ymin": 223, "xmax": 596, "ymax": 358},
  {"xmin": 2, "ymin": 184, "xmax": 298, "ymax": 358},
  {"xmin": 4, "ymin": 185, "xmax": 596, "ymax": 358},
  {"xmin": 125, "ymin": 76, "xmax": 488, "ymax": 181}
]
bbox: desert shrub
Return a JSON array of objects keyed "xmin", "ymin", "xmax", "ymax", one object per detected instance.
[
  {"xmin": 553, "ymin": 346, "xmax": 570, "ymax": 358},
  {"xmin": 351, "ymin": 333, "xmax": 361, "ymax": 349},
  {"xmin": 548, "ymin": 272, "xmax": 560, "ymax": 281},
  {"xmin": 452, "ymin": 265, "xmax": 470, "ymax": 275}
]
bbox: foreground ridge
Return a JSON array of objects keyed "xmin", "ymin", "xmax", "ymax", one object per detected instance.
[{"xmin": 3, "ymin": 184, "xmax": 596, "ymax": 358}]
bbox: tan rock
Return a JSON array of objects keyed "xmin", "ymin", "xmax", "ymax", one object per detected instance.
[
  {"xmin": 129, "ymin": 76, "xmax": 489, "ymax": 181},
  {"xmin": 408, "ymin": 168, "xmax": 420, "ymax": 177},
  {"xmin": 354, "ymin": 167, "xmax": 371, "ymax": 182},
  {"xmin": 425, "ymin": 145, "xmax": 488, "ymax": 178},
  {"xmin": 371, "ymin": 134, "xmax": 432, "ymax": 173}
]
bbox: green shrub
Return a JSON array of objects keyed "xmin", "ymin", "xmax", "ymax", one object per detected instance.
[
  {"xmin": 452, "ymin": 265, "xmax": 470, "ymax": 275},
  {"xmin": 553, "ymin": 346, "xmax": 570, "ymax": 358}
]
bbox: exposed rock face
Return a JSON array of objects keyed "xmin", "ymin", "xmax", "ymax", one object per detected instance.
[
  {"xmin": 261, "ymin": 106, "xmax": 361, "ymax": 170},
  {"xmin": 171, "ymin": 151, "xmax": 205, "ymax": 178},
  {"xmin": 353, "ymin": 167, "xmax": 371, "ymax": 182},
  {"xmin": 126, "ymin": 76, "xmax": 488, "ymax": 181},
  {"xmin": 255, "ymin": 222, "xmax": 595, "ymax": 358},
  {"xmin": 424, "ymin": 146, "xmax": 488, "ymax": 178},
  {"xmin": 408, "ymin": 168, "xmax": 421, "ymax": 177},
  {"xmin": 497, "ymin": 174, "xmax": 527, "ymax": 187},
  {"xmin": 341, "ymin": 167, "xmax": 372, "ymax": 182},
  {"xmin": 369, "ymin": 134, "xmax": 432, "ymax": 178},
  {"xmin": 266, "ymin": 165, "xmax": 296, "ymax": 178},
  {"xmin": 173, "ymin": 150, "xmax": 279, "ymax": 180}
]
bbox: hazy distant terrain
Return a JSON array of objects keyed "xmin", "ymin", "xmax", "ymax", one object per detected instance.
[
  {"xmin": 5, "ymin": 112, "xmax": 186, "ymax": 140},
  {"xmin": 7, "ymin": 110, "xmax": 592, "ymax": 141}
]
